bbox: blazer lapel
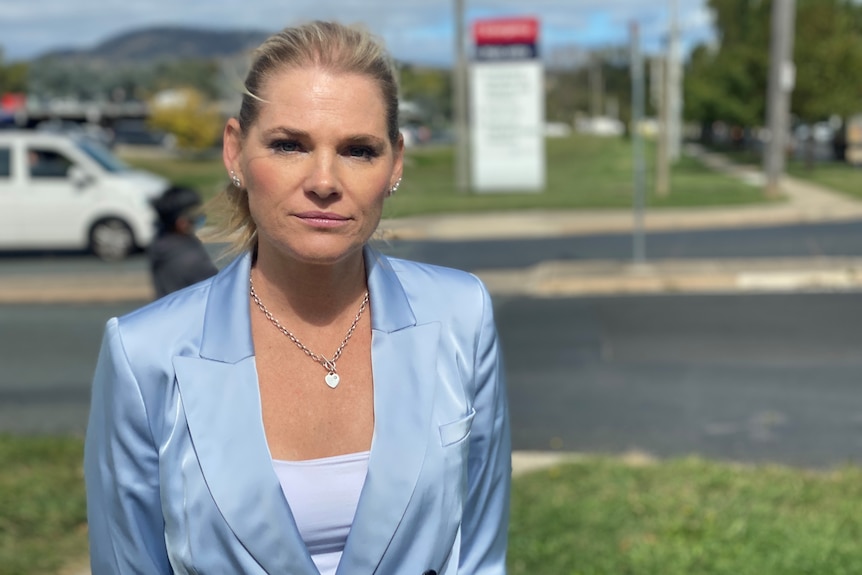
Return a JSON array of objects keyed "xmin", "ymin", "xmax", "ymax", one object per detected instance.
[
  {"xmin": 175, "ymin": 254, "xmax": 318, "ymax": 575},
  {"xmin": 337, "ymin": 247, "xmax": 441, "ymax": 573}
]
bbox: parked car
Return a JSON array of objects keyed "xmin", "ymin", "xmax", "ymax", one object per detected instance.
[
  {"xmin": 0, "ymin": 130, "xmax": 169, "ymax": 260},
  {"xmin": 35, "ymin": 119, "xmax": 114, "ymax": 148},
  {"xmin": 112, "ymin": 119, "xmax": 176, "ymax": 149}
]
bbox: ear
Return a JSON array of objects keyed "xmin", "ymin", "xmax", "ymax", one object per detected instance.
[{"xmin": 223, "ymin": 117, "xmax": 243, "ymax": 175}]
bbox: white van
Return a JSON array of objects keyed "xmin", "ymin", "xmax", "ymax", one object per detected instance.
[{"xmin": 0, "ymin": 130, "xmax": 169, "ymax": 260}]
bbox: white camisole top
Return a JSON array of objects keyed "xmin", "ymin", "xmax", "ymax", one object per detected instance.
[{"xmin": 272, "ymin": 451, "xmax": 370, "ymax": 575}]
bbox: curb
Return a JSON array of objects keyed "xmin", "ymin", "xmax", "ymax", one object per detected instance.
[
  {"xmin": 4, "ymin": 258, "xmax": 862, "ymax": 305},
  {"xmin": 0, "ymin": 274, "xmax": 155, "ymax": 304},
  {"xmin": 376, "ymin": 203, "xmax": 862, "ymax": 242},
  {"xmin": 476, "ymin": 257, "xmax": 862, "ymax": 297}
]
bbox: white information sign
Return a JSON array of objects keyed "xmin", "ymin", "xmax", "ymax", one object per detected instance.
[{"xmin": 470, "ymin": 60, "xmax": 545, "ymax": 192}]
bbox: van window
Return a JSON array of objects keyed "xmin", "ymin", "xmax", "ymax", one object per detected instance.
[
  {"xmin": 75, "ymin": 137, "xmax": 130, "ymax": 173},
  {"xmin": 0, "ymin": 147, "xmax": 9, "ymax": 177},
  {"xmin": 28, "ymin": 148, "xmax": 73, "ymax": 178}
]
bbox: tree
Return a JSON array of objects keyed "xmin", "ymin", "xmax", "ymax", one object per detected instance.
[
  {"xmin": 684, "ymin": 0, "xmax": 771, "ymax": 131},
  {"xmin": 397, "ymin": 64, "xmax": 452, "ymax": 127},
  {"xmin": 151, "ymin": 60, "xmax": 221, "ymax": 100},
  {"xmin": 148, "ymin": 87, "xmax": 222, "ymax": 152},
  {"xmin": 544, "ymin": 46, "xmax": 637, "ymax": 127},
  {"xmin": 685, "ymin": 0, "xmax": 862, "ymax": 137},
  {"xmin": 791, "ymin": 0, "xmax": 862, "ymax": 122},
  {"xmin": 0, "ymin": 48, "xmax": 29, "ymax": 94}
]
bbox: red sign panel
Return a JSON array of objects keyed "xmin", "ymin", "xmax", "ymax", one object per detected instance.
[
  {"xmin": 473, "ymin": 17, "xmax": 539, "ymax": 46},
  {"xmin": 0, "ymin": 93, "xmax": 26, "ymax": 111}
]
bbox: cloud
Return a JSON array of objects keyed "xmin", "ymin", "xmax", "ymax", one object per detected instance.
[{"xmin": 0, "ymin": 0, "xmax": 714, "ymax": 64}]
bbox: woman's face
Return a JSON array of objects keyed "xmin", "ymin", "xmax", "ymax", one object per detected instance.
[{"xmin": 224, "ymin": 66, "xmax": 403, "ymax": 267}]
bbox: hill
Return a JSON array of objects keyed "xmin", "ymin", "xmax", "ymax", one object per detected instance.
[{"xmin": 37, "ymin": 26, "xmax": 271, "ymax": 63}]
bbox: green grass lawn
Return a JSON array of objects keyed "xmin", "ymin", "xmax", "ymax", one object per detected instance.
[
  {"xmin": 4, "ymin": 434, "xmax": 862, "ymax": 575},
  {"xmin": 122, "ymin": 133, "xmax": 773, "ymax": 219},
  {"xmin": 510, "ymin": 456, "xmax": 862, "ymax": 575},
  {"xmin": 0, "ymin": 436, "xmax": 87, "ymax": 575},
  {"xmin": 788, "ymin": 162, "xmax": 862, "ymax": 200},
  {"xmin": 700, "ymin": 143, "xmax": 862, "ymax": 201}
]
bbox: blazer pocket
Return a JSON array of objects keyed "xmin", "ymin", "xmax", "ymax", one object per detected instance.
[{"xmin": 438, "ymin": 408, "xmax": 476, "ymax": 447}]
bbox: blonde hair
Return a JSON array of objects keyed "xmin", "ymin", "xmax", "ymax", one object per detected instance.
[{"xmin": 209, "ymin": 21, "xmax": 400, "ymax": 255}]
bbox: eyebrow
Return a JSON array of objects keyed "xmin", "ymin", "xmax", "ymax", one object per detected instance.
[
  {"xmin": 261, "ymin": 127, "xmax": 310, "ymax": 140},
  {"xmin": 261, "ymin": 127, "xmax": 386, "ymax": 148},
  {"xmin": 343, "ymin": 135, "xmax": 387, "ymax": 149}
]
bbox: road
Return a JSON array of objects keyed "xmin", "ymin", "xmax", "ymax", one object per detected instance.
[
  {"xmin": 0, "ymin": 301, "xmax": 131, "ymax": 434},
  {"xmin": 495, "ymin": 292, "xmax": 862, "ymax": 469},
  {"xmin": 1, "ymin": 220, "xmax": 861, "ymax": 279},
  {"xmin": 384, "ymin": 220, "xmax": 862, "ymax": 269},
  {"xmin": 2, "ymin": 291, "xmax": 861, "ymax": 469}
]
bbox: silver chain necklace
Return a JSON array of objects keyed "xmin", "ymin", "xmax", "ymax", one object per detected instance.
[{"xmin": 249, "ymin": 277, "xmax": 369, "ymax": 389}]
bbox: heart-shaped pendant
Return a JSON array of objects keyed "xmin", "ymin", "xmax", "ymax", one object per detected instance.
[{"xmin": 325, "ymin": 372, "xmax": 340, "ymax": 389}]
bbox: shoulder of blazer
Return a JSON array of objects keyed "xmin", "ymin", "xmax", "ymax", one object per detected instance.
[
  {"xmin": 384, "ymin": 254, "xmax": 491, "ymax": 326},
  {"xmin": 116, "ymin": 253, "xmax": 247, "ymax": 345},
  {"xmin": 110, "ymin": 253, "xmax": 245, "ymax": 383},
  {"xmin": 116, "ymin": 275, "xmax": 214, "ymax": 351}
]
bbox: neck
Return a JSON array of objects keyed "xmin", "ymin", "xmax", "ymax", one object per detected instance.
[{"xmin": 251, "ymin": 244, "xmax": 368, "ymax": 326}]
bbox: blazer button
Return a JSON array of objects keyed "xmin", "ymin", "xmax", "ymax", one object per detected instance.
[{"xmin": 422, "ymin": 571, "xmax": 437, "ymax": 575}]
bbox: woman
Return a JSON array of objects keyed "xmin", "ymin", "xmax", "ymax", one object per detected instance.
[{"xmin": 84, "ymin": 21, "xmax": 511, "ymax": 574}]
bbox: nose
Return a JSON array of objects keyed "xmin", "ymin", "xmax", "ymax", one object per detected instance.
[{"xmin": 305, "ymin": 150, "xmax": 340, "ymax": 199}]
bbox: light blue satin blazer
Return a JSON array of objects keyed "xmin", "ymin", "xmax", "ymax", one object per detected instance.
[{"xmin": 84, "ymin": 245, "xmax": 511, "ymax": 574}]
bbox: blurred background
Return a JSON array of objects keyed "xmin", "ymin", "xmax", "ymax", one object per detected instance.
[{"xmin": 2, "ymin": 0, "xmax": 862, "ymax": 573}]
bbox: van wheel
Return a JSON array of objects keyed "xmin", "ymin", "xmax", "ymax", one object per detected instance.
[{"xmin": 90, "ymin": 218, "xmax": 135, "ymax": 261}]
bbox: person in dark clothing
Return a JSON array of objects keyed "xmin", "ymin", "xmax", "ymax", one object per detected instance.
[{"xmin": 149, "ymin": 186, "xmax": 218, "ymax": 298}]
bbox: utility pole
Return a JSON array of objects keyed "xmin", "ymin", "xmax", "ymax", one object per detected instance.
[
  {"xmin": 630, "ymin": 22, "xmax": 646, "ymax": 264},
  {"xmin": 655, "ymin": 57, "xmax": 670, "ymax": 197},
  {"xmin": 453, "ymin": 0, "xmax": 470, "ymax": 193},
  {"xmin": 764, "ymin": 0, "xmax": 796, "ymax": 198},
  {"xmin": 666, "ymin": 0, "xmax": 683, "ymax": 161}
]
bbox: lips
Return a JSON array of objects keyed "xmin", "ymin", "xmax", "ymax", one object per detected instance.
[
  {"xmin": 293, "ymin": 211, "xmax": 352, "ymax": 229},
  {"xmin": 295, "ymin": 211, "xmax": 349, "ymax": 221}
]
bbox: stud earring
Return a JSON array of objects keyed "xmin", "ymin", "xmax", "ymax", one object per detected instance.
[
  {"xmin": 230, "ymin": 170, "xmax": 242, "ymax": 188},
  {"xmin": 388, "ymin": 178, "xmax": 402, "ymax": 196}
]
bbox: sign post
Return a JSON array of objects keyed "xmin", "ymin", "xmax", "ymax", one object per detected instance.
[{"xmin": 470, "ymin": 17, "xmax": 545, "ymax": 193}]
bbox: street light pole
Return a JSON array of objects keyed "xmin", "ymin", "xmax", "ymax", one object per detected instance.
[{"xmin": 764, "ymin": 0, "xmax": 797, "ymax": 198}]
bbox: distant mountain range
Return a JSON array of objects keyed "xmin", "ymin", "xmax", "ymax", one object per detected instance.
[{"xmin": 36, "ymin": 26, "xmax": 272, "ymax": 63}]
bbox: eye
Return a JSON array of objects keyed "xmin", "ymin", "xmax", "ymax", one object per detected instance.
[
  {"xmin": 271, "ymin": 140, "xmax": 301, "ymax": 153},
  {"xmin": 346, "ymin": 145, "xmax": 379, "ymax": 160}
]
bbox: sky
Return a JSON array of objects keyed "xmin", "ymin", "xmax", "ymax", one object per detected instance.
[{"xmin": 0, "ymin": 0, "xmax": 716, "ymax": 66}]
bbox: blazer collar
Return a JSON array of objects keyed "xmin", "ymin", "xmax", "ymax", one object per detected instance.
[
  {"xmin": 199, "ymin": 251, "xmax": 254, "ymax": 363},
  {"xmin": 365, "ymin": 243, "xmax": 416, "ymax": 334}
]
